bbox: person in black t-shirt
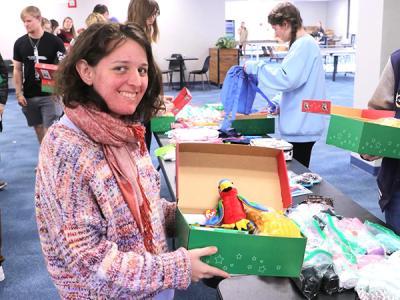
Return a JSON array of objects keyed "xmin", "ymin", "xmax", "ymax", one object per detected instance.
[{"xmin": 13, "ymin": 6, "xmax": 66, "ymax": 144}]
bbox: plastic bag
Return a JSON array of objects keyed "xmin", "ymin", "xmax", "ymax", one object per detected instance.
[
  {"xmin": 364, "ymin": 220, "xmax": 400, "ymax": 254},
  {"xmin": 293, "ymin": 250, "xmax": 336, "ymax": 299}
]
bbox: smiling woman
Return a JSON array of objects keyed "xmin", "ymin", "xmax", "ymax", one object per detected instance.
[
  {"xmin": 54, "ymin": 22, "xmax": 162, "ymax": 122},
  {"xmin": 35, "ymin": 22, "xmax": 229, "ymax": 299},
  {"xmin": 75, "ymin": 39, "xmax": 149, "ymax": 117}
]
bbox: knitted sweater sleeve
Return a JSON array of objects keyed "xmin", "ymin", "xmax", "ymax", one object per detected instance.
[
  {"xmin": 35, "ymin": 127, "xmax": 191, "ymax": 298},
  {"xmin": 67, "ymin": 175, "xmax": 191, "ymax": 296},
  {"xmin": 161, "ymin": 198, "xmax": 177, "ymax": 236}
]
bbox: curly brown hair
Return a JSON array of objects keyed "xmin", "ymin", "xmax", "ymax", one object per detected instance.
[
  {"xmin": 54, "ymin": 22, "xmax": 163, "ymax": 122},
  {"xmin": 268, "ymin": 2, "xmax": 303, "ymax": 48}
]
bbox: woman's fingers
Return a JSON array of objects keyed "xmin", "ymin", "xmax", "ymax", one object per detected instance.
[
  {"xmin": 205, "ymin": 265, "xmax": 230, "ymax": 278},
  {"xmin": 188, "ymin": 246, "xmax": 230, "ymax": 281}
]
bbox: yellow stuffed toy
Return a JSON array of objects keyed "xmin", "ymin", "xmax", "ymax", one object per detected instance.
[{"xmin": 247, "ymin": 209, "xmax": 301, "ymax": 238}]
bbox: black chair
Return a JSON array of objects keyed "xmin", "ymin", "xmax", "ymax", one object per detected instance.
[
  {"xmin": 188, "ymin": 55, "xmax": 210, "ymax": 90},
  {"xmin": 267, "ymin": 46, "xmax": 284, "ymax": 63},
  {"xmin": 168, "ymin": 53, "xmax": 186, "ymax": 88},
  {"xmin": 161, "ymin": 70, "xmax": 172, "ymax": 90},
  {"xmin": 260, "ymin": 46, "xmax": 269, "ymax": 57}
]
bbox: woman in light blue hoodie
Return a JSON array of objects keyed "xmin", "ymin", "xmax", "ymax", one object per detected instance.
[{"xmin": 245, "ymin": 2, "xmax": 326, "ymax": 167}]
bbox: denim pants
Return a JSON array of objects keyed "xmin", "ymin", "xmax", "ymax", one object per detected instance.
[{"xmin": 385, "ymin": 189, "xmax": 400, "ymax": 234}]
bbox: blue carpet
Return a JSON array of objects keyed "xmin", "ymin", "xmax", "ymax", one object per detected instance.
[{"xmin": 0, "ymin": 70, "xmax": 382, "ymax": 299}]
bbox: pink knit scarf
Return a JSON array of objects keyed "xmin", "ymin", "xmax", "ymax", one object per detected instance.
[{"xmin": 65, "ymin": 105, "xmax": 155, "ymax": 253}]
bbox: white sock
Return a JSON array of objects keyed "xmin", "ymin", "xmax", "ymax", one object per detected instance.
[{"xmin": 0, "ymin": 266, "xmax": 5, "ymax": 281}]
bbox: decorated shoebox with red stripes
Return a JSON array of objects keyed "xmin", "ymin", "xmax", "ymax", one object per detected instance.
[
  {"xmin": 171, "ymin": 87, "xmax": 192, "ymax": 116},
  {"xmin": 151, "ymin": 88, "xmax": 192, "ymax": 133},
  {"xmin": 41, "ymin": 79, "xmax": 55, "ymax": 94},
  {"xmin": 35, "ymin": 63, "xmax": 58, "ymax": 93},
  {"xmin": 175, "ymin": 143, "xmax": 306, "ymax": 277},
  {"xmin": 301, "ymin": 100, "xmax": 331, "ymax": 114},
  {"xmin": 327, "ymin": 106, "xmax": 399, "ymax": 159}
]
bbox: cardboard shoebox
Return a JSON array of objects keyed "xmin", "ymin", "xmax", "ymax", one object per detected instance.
[
  {"xmin": 170, "ymin": 87, "xmax": 192, "ymax": 116},
  {"xmin": 35, "ymin": 63, "xmax": 58, "ymax": 93},
  {"xmin": 232, "ymin": 113, "xmax": 275, "ymax": 135},
  {"xmin": 150, "ymin": 88, "xmax": 192, "ymax": 133},
  {"xmin": 41, "ymin": 79, "xmax": 55, "ymax": 94},
  {"xmin": 326, "ymin": 105, "xmax": 400, "ymax": 159},
  {"xmin": 175, "ymin": 143, "xmax": 306, "ymax": 277}
]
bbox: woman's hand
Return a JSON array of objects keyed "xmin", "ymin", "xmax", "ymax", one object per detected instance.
[
  {"xmin": 243, "ymin": 62, "xmax": 248, "ymax": 73},
  {"xmin": 188, "ymin": 246, "xmax": 230, "ymax": 282},
  {"xmin": 17, "ymin": 94, "xmax": 27, "ymax": 107},
  {"xmin": 267, "ymin": 105, "xmax": 280, "ymax": 115},
  {"xmin": 163, "ymin": 95, "xmax": 174, "ymax": 112}
]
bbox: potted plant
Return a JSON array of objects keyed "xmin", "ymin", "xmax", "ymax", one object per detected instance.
[{"xmin": 215, "ymin": 36, "xmax": 236, "ymax": 49}]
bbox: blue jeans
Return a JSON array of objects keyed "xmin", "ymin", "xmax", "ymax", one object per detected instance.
[{"xmin": 385, "ymin": 190, "xmax": 400, "ymax": 234}]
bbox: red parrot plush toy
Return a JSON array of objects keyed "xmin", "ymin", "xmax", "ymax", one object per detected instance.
[
  {"xmin": 205, "ymin": 179, "xmax": 269, "ymax": 232},
  {"xmin": 205, "ymin": 179, "xmax": 268, "ymax": 231},
  {"xmin": 218, "ymin": 179, "xmax": 248, "ymax": 229}
]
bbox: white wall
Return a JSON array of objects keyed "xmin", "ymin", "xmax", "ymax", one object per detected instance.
[
  {"xmin": 325, "ymin": 0, "xmax": 348, "ymax": 39},
  {"xmin": 225, "ymin": 0, "xmax": 280, "ymax": 41},
  {"xmin": 353, "ymin": 0, "xmax": 384, "ymax": 108},
  {"xmin": 0, "ymin": 0, "xmax": 225, "ymax": 79},
  {"xmin": 381, "ymin": 0, "xmax": 400, "ymax": 67},
  {"xmin": 225, "ymin": 0, "xmax": 349, "ymax": 43},
  {"xmin": 296, "ymin": 0, "xmax": 351, "ymax": 41},
  {"xmin": 294, "ymin": 1, "xmax": 328, "ymax": 28},
  {"xmin": 154, "ymin": 0, "xmax": 225, "ymax": 76},
  {"xmin": 0, "ymin": 0, "xmax": 361, "ymax": 82},
  {"xmin": 353, "ymin": 0, "xmax": 400, "ymax": 108},
  {"xmin": 349, "ymin": 0, "xmax": 359, "ymax": 36}
]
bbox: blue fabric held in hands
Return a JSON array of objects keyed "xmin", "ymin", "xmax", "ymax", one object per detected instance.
[{"xmin": 220, "ymin": 65, "xmax": 276, "ymax": 130}]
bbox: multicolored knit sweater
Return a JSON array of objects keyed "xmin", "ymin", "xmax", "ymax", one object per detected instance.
[{"xmin": 35, "ymin": 122, "xmax": 191, "ymax": 299}]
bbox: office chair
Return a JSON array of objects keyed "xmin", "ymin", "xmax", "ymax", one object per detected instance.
[
  {"xmin": 260, "ymin": 46, "xmax": 269, "ymax": 57},
  {"xmin": 188, "ymin": 55, "xmax": 211, "ymax": 90}
]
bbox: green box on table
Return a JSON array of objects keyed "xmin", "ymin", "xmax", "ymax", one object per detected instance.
[
  {"xmin": 326, "ymin": 106, "xmax": 399, "ymax": 159},
  {"xmin": 150, "ymin": 116, "xmax": 175, "ymax": 133},
  {"xmin": 232, "ymin": 113, "xmax": 275, "ymax": 135},
  {"xmin": 175, "ymin": 143, "xmax": 306, "ymax": 277}
]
